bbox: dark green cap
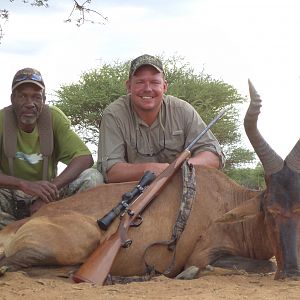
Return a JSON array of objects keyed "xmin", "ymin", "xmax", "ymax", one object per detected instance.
[{"xmin": 129, "ymin": 54, "xmax": 164, "ymax": 78}]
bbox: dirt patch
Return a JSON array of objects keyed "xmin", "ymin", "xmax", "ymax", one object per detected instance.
[{"xmin": 1, "ymin": 267, "xmax": 300, "ymax": 300}]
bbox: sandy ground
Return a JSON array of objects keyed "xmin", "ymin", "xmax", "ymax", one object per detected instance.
[{"xmin": 1, "ymin": 267, "xmax": 300, "ymax": 300}]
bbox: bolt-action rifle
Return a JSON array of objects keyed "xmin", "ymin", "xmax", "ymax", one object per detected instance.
[{"xmin": 72, "ymin": 109, "xmax": 227, "ymax": 285}]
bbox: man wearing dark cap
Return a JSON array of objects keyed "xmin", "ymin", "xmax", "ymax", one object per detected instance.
[
  {"xmin": 98, "ymin": 54, "xmax": 224, "ymax": 183},
  {"xmin": 0, "ymin": 68, "xmax": 103, "ymax": 228}
]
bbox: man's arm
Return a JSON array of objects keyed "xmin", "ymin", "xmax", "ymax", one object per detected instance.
[
  {"xmin": 107, "ymin": 151, "xmax": 220, "ymax": 183},
  {"xmin": 188, "ymin": 151, "xmax": 221, "ymax": 169},
  {"xmin": 30, "ymin": 155, "xmax": 93, "ymax": 212},
  {"xmin": 0, "ymin": 173, "xmax": 59, "ymax": 203},
  {"xmin": 51, "ymin": 107, "xmax": 94, "ymax": 190},
  {"xmin": 0, "ymin": 154, "xmax": 93, "ymax": 204},
  {"xmin": 0, "ymin": 155, "xmax": 93, "ymax": 205},
  {"xmin": 52, "ymin": 155, "xmax": 93, "ymax": 189},
  {"xmin": 107, "ymin": 161, "xmax": 169, "ymax": 183}
]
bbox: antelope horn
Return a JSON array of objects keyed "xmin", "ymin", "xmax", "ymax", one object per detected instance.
[
  {"xmin": 244, "ymin": 80, "xmax": 283, "ymax": 175},
  {"xmin": 285, "ymin": 139, "xmax": 300, "ymax": 173}
]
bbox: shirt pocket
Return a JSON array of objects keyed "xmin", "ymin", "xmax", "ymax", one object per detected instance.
[{"xmin": 161, "ymin": 129, "xmax": 185, "ymax": 162}]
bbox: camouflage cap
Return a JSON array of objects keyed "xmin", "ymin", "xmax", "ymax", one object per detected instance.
[
  {"xmin": 12, "ymin": 68, "xmax": 45, "ymax": 91},
  {"xmin": 129, "ymin": 54, "xmax": 164, "ymax": 78}
]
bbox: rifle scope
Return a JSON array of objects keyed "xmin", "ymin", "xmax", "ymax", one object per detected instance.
[{"xmin": 97, "ymin": 170, "xmax": 156, "ymax": 230}]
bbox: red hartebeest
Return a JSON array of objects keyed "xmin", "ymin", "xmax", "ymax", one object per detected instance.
[{"xmin": 0, "ymin": 81, "xmax": 299, "ymax": 280}]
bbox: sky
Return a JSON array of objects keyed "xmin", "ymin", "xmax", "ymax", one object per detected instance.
[{"xmin": 1, "ymin": 0, "xmax": 300, "ymax": 160}]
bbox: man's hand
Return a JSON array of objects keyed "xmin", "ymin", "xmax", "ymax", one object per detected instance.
[
  {"xmin": 188, "ymin": 151, "xmax": 221, "ymax": 169},
  {"xmin": 19, "ymin": 180, "xmax": 60, "ymax": 203},
  {"xmin": 146, "ymin": 163, "xmax": 169, "ymax": 177}
]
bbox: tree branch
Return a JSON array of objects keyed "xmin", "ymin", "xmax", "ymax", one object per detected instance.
[
  {"xmin": 64, "ymin": 0, "xmax": 108, "ymax": 27},
  {"xmin": 0, "ymin": 0, "xmax": 107, "ymax": 44}
]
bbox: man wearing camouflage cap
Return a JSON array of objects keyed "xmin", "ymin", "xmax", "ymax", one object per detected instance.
[
  {"xmin": 98, "ymin": 54, "xmax": 224, "ymax": 183},
  {"xmin": 0, "ymin": 68, "xmax": 103, "ymax": 228}
]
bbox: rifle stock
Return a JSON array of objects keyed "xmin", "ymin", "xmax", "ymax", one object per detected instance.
[
  {"xmin": 73, "ymin": 231, "xmax": 122, "ymax": 284},
  {"xmin": 73, "ymin": 109, "xmax": 226, "ymax": 285}
]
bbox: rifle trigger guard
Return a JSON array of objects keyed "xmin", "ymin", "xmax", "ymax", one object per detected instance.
[{"xmin": 130, "ymin": 215, "xmax": 143, "ymax": 227}]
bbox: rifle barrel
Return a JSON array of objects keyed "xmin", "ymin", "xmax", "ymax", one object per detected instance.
[{"xmin": 187, "ymin": 109, "xmax": 227, "ymax": 151}]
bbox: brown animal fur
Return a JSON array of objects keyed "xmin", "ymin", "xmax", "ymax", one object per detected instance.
[{"xmin": 0, "ymin": 166, "xmax": 273, "ymax": 277}]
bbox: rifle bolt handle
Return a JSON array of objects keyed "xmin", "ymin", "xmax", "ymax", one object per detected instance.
[
  {"xmin": 127, "ymin": 209, "xmax": 134, "ymax": 216},
  {"xmin": 122, "ymin": 239, "xmax": 132, "ymax": 248}
]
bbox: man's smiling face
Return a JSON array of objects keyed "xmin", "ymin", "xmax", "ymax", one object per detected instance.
[{"xmin": 126, "ymin": 65, "xmax": 168, "ymax": 114}]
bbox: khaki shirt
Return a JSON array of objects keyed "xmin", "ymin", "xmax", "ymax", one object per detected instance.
[{"xmin": 98, "ymin": 95, "xmax": 225, "ymax": 181}]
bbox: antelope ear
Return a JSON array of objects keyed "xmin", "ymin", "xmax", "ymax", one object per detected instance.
[{"xmin": 215, "ymin": 194, "xmax": 262, "ymax": 223}]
